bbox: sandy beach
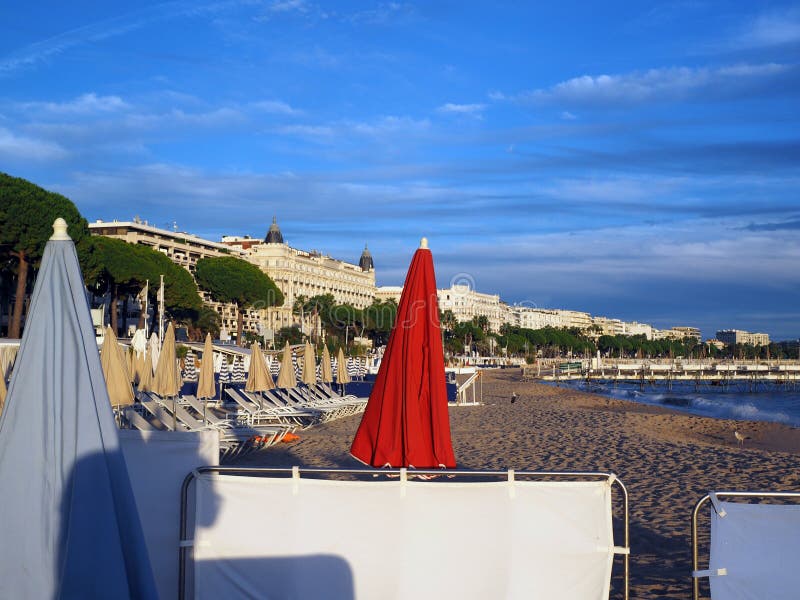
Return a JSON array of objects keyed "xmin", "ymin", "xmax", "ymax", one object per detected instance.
[{"xmin": 235, "ymin": 369, "xmax": 800, "ymax": 599}]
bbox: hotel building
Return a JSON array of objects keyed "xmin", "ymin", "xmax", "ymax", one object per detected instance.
[
  {"xmin": 716, "ymin": 329, "xmax": 770, "ymax": 347},
  {"xmin": 90, "ymin": 218, "xmax": 376, "ymax": 339},
  {"xmin": 88, "ymin": 219, "xmax": 265, "ymax": 335},
  {"xmin": 436, "ymin": 285, "xmax": 512, "ymax": 333},
  {"xmin": 223, "ymin": 218, "xmax": 377, "ymax": 331},
  {"xmin": 512, "ymin": 306, "xmax": 594, "ymax": 331}
]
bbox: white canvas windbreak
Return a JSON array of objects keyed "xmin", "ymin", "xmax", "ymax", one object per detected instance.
[
  {"xmin": 191, "ymin": 475, "xmax": 616, "ymax": 600},
  {"xmin": 710, "ymin": 501, "xmax": 800, "ymax": 600},
  {"xmin": 120, "ymin": 430, "xmax": 219, "ymax": 600}
]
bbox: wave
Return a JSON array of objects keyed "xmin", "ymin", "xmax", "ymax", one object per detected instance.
[{"xmin": 553, "ymin": 381, "xmax": 800, "ymax": 426}]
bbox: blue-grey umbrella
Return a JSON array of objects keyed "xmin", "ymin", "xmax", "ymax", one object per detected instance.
[{"xmin": 0, "ymin": 219, "xmax": 157, "ymax": 598}]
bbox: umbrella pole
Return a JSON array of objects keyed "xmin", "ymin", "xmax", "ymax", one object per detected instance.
[{"xmin": 172, "ymin": 396, "xmax": 177, "ymax": 430}]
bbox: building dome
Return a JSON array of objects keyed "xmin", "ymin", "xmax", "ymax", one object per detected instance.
[
  {"xmin": 265, "ymin": 216, "xmax": 284, "ymax": 244},
  {"xmin": 359, "ymin": 244, "xmax": 374, "ymax": 271}
]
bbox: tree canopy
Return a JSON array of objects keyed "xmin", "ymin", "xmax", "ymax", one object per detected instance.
[
  {"xmin": 195, "ymin": 255, "xmax": 284, "ymax": 341},
  {"xmin": 0, "ymin": 173, "xmax": 89, "ymax": 337},
  {"xmin": 81, "ymin": 236, "xmax": 201, "ymax": 333}
]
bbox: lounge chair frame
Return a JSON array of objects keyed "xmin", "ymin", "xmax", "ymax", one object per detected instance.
[
  {"xmin": 179, "ymin": 467, "xmax": 629, "ymax": 600},
  {"xmin": 691, "ymin": 490, "xmax": 800, "ymax": 600}
]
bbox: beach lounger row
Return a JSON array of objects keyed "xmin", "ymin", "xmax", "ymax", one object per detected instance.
[
  {"xmin": 124, "ymin": 392, "xmax": 295, "ymax": 461},
  {"xmin": 223, "ymin": 385, "xmax": 366, "ymax": 429}
]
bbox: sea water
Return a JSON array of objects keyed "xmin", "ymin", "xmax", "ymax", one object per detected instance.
[{"xmin": 550, "ymin": 380, "xmax": 800, "ymax": 427}]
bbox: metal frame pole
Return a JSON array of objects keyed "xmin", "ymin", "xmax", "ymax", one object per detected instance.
[{"xmin": 691, "ymin": 490, "xmax": 800, "ymax": 600}]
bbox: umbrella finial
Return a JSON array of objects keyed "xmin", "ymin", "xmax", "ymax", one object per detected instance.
[
  {"xmin": 50, "ymin": 218, "xmax": 71, "ymax": 241},
  {"xmin": 420, "ymin": 237, "xmax": 428, "ymax": 249}
]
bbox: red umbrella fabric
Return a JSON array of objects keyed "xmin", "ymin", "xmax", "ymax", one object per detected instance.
[{"xmin": 351, "ymin": 238, "xmax": 456, "ymax": 468}]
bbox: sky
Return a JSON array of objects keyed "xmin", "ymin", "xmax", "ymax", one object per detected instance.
[{"xmin": 1, "ymin": 1, "xmax": 799, "ymax": 340}]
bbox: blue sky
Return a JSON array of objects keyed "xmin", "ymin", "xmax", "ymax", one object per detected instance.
[{"xmin": 2, "ymin": 1, "xmax": 799, "ymax": 339}]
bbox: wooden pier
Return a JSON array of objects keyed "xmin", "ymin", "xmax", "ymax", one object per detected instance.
[{"xmin": 523, "ymin": 359, "xmax": 800, "ymax": 391}]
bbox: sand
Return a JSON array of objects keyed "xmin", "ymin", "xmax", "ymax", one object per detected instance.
[{"xmin": 235, "ymin": 369, "xmax": 800, "ymax": 599}]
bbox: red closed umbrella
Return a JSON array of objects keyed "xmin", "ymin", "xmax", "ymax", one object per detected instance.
[{"xmin": 351, "ymin": 238, "xmax": 456, "ymax": 468}]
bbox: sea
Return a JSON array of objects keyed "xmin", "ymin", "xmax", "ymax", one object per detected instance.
[{"xmin": 548, "ymin": 379, "xmax": 800, "ymax": 427}]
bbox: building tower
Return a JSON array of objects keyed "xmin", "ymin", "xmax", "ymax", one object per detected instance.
[
  {"xmin": 265, "ymin": 216, "xmax": 284, "ymax": 244},
  {"xmin": 359, "ymin": 243, "xmax": 374, "ymax": 272}
]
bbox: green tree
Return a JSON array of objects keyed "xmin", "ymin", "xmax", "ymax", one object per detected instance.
[
  {"xmin": 81, "ymin": 236, "xmax": 148, "ymax": 335},
  {"xmin": 192, "ymin": 304, "xmax": 221, "ymax": 339},
  {"xmin": 275, "ymin": 325, "xmax": 303, "ymax": 347},
  {"xmin": 146, "ymin": 249, "xmax": 202, "ymax": 321},
  {"xmin": 440, "ymin": 309, "xmax": 457, "ymax": 331},
  {"xmin": 0, "ymin": 173, "xmax": 88, "ymax": 337},
  {"xmin": 195, "ymin": 256, "xmax": 283, "ymax": 343},
  {"xmin": 82, "ymin": 236, "xmax": 201, "ymax": 334},
  {"xmin": 363, "ymin": 299, "xmax": 397, "ymax": 345}
]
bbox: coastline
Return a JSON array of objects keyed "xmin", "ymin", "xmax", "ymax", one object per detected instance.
[{"xmin": 236, "ymin": 368, "xmax": 800, "ymax": 598}]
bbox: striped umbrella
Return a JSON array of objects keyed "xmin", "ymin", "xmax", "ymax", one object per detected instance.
[
  {"xmin": 268, "ymin": 353, "xmax": 280, "ymax": 377},
  {"xmin": 231, "ymin": 356, "xmax": 246, "ymax": 383},
  {"xmin": 218, "ymin": 358, "xmax": 231, "ymax": 384},
  {"xmin": 293, "ymin": 349, "xmax": 302, "ymax": 379},
  {"xmin": 182, "ymin": 350, "xmax": 198, "ymax": 382}
]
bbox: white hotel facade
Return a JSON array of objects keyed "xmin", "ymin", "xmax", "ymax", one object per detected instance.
[{"xmin": 90, "ymin": 218, "xmax": 376, "ymax": 338}]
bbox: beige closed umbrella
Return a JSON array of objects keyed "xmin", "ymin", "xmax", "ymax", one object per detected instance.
[
  {"xmin": 302, "ymin": 342, "xmax": 317, "ymax": 386},
  {"xmin": 246, "ymin": 343, "xmax": 274, "ymax": 393},
  {"xmin": 152, "ymin": 322, "xmax": 180, "ymax": 397},
  {"xmin": 126, "ymin": 348, "xmax": 136, "ymax": 384},
  {"xmin": 336, "ymin": 347, "xmax": 350, "ymax": 394},
  {"xmin": 276, "ymin": 342, "xmax": 297, "ymax": 389},
  {"xmin": 100, "ymin": 326, "xmax": 134, "ymax": 408},
  {"xmin": 138, "ymin": 348, "xmax": 153, "ymax": 392},
  {"xmin": 321, "ymin": 345, "xmax": 334, "ymax": 384},
  {"xmin": 196, "ymin": 333, "xmax": 216, "ymax": 399},
  {"xmin": 0, "ymin": 372, "xmax": 6, "ymax": 416}
]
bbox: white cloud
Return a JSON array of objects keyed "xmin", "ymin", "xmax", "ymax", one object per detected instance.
[
  {"xmin": 560, "ymin": 110, "xmax": 577, "ymax": 120},
  {"xmin": 275, "ymin": 116, "xmax": 430, "ymax": 140},
  {"xmin": 21, "ymin": 93, "xmax": 130, "ymax": 115},
  {"xmin": 0, "ymin": 127, "xmax": 67, "ymax": 160},
  {"xmin": 267, "ymin": 0, "xmax": 309, "ymax": 13},
  {"xmin": 250, "ymin": 100, "xmax": 302, "ymax": 115},
  {"xmin": 437, "ymin": 103, "xmax": 486, "ymax": 117},
  {"xmin": 276, "ymin": 124, "xmax": 334, "ymax": 137},
  {"xmin": 124, "ymin": 107, "xmax": 245, "ymax": 129},
  {"xmin": 347, "ymin": 115, "xmax": 430, "ymax": 135},
  {"xmin": 501, "ymin": 63, "xmax": 793, "ymax": 107},
  {"xmin": 738, "ymin": 9, "xmax": 800, "ymax": 48}
]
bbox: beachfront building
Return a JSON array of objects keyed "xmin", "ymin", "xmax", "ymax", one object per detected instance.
[
  {"xmin": 225, "ymin": 218, "xmax": 377, "ymax": 331},
  {"xmin": 591, "ymin": 316, "xmax": 626, "ymax": 337},
  {"xmin": 88, "ymin": 219, "xmax": 263, "ymax": 336},
  {"xmin": 706, "ymin": 339, "xmax": 727, "ymax": 350},
  {"xmin": 375, "ymin": 286, "xmax": 403, "ymax": 304},
  {"xmin": 716, "ymin": 329, "xmax": 770, "ymax": 347},
  {"xmin": 513, "ymin": 307, "xmax": 563, "ymax": 330},
  {"xmin": 511, "ymin": 306, "xmax": 595, "ymax": 332},
  {"xmin": 624, "ymin": 321, "xmax": 654, "ymax": 339},
  {"xmin": 652, "ymin": 326, "xmax": 703, "ymax": 342},
  {"xmin": 437, "ymin": 285, "xmax": 512, "ymax": 333}
]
